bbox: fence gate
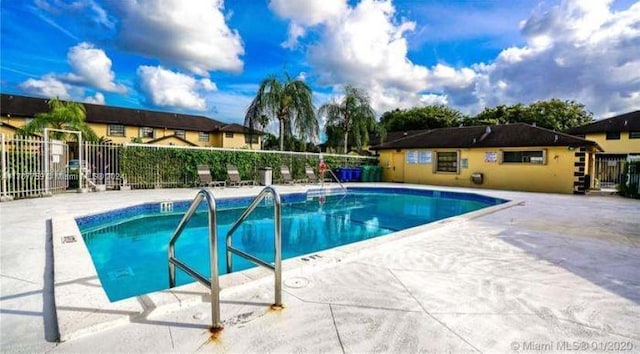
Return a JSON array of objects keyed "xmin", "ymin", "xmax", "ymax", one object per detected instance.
[
  {"xmin": 1, "ymin": 134, "xmax": 68, "ymax": 200},
  {"xmin": 595, "ymin": 155, "xmax": 626, "ymax": 189},
  {"xmin": 47, "ymin": 138, "xmax": 69, "ymax": 193}
]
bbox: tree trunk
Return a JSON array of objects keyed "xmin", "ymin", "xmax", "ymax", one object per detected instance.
[
  {"xmin": 279, "ymin": 117, "xmax": 285, "ymax": 151},
  {"xmin": 343, "ymin": 131, "xmax": 349, "ymax": 154}
]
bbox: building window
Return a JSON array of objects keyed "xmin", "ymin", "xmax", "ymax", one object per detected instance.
[
  {"xmin": 108, "ymin": 124, "xmax": 125, "ymax": 137},
  {"xmin": 225, "ymin": 132, "xmax": 234, "ymax": 138},
  {"xmin": 502, "ymin": 150, "xmax": 545, "ymax": 164},
  {"xmin": 436, "ymin": 151, "xmax": 458, "ymax": 173},
  {"xmin": 139, "ymin": 127, "xmax": 154, "ymax": 138},
  {"xmin": 629, "ymin": 131, "xmax": 640, "ymax": 139},
  {"xmin": 244, "ymin": 134, "xmax": 259, "ymax": 144},
  {"xmin": 606, "ymin": 131, "xmax": 620, "ymax": 140},
  {"xmin": 199, "ymin": 132, "xmax": 209, "ymax": 142},
  {"xmin": 175, "ymin": 129, "xmax": 186, "ymax": 139}
]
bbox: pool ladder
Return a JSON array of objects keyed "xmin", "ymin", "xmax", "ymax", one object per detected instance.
[{"xmin": 167, "ymin": 187, "xmax": 282, "ymax": 330}]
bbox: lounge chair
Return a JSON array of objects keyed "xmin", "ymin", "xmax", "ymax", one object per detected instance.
[
  {"xmin": 280, "ymin": 165, "xmax": 307, "ymax": 184},
  {"xmin": 227, "ymin": 164, "xmax": 254, "ymax": 187},
  {"xmin": 280, "ymin": 165, "xmax": 295, "ymax": 184},
  {"xmin": 197, "ymin": 165, "xmax": 226, "ymax": 188},
  {"xmin": 305, "ymin": 166, "xmax": 319, "ymax": 184}
]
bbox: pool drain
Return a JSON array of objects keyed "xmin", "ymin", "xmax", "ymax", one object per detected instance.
[{"xmin": 284, "ymin": 277, "xmax": 310, "ymax": 289}]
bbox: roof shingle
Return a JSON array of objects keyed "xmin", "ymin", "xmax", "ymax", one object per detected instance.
[
  {"xmin": 565, "ymin": 110, "xmax": 640, "ymax": 134},
  {"xmin": 371, "ymin": 123, "xmax": 600, "ymax": 150},
  {"xmin": 0, "ymin": 93, "xmax": 229, "ymax": 132}
]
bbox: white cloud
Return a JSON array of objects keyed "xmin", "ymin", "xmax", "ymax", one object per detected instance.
[
  {"xmin": 274, "ymin": 0, "xmax": 640, "ymax": 117},
  {"xmin": 62, "ymin": 42, "xmax": 126, "ymax": 93},
  {"xmin": 18, "ymin": 76, "xmax": 107, "ymax": 104},
  {"xmin": 110, "ymin": 0, "xmax": 244, "ymax": 76},
  {"xmin": 269, "ymin": 0, "xmax": 347, "ymax": 47},
  {"xmin": 18, "ymin": 42, "xmax": 123, "ymax": 105},
  {"xmin": 477, "ymin": 0, "xmax": 640, "ymax": 116},
  {"xmin": 273, "ymin": 0, "xmax": 472, "ymax": 113},
  {"xmin": 137, "ymin": 65, "xmax": 218, "ymax": 111},
  {"xmin": 19, "ymin": 76, "xmax": 72, "ymax": 100},
  {"xmin": 84, "ymin": 92, "xmax": 105, "ymax": 105},
  {"xmin": 198, "ymin": 78, "xmax": 218, "ymax": 91},
  {"xmin": 35, "ymin": 0, "xmax": 115, "ymax": 28}
]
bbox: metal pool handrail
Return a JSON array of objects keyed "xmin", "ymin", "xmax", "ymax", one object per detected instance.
[
  {"xmin": 167, "ymin": 189, "xmax": 222, "ymax": 329},
  {"xmin": 226, "ymin": 186, "xmax": 282, "ymax": 307},
  {"xmin": 326, "ymin": 168, "xmax": 346, "ymax": 191}
]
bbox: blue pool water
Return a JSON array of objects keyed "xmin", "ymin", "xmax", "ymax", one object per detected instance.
[{"xmin": 77, "ymin": 187, "xmax": 506, "ymax": 301}]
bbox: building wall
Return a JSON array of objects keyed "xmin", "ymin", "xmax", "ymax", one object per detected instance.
[
  {"xmin": 1, "ymin": 116, "xmax": 26, "ymax": 135},
  {"xmin": 379, "ymin": 146, "xmax": 588, "ymax": 194},
  {"xmin": 584, "ymin": 132, "xmax": 640, "ymax": 154},
  {"xmin": 0, "ymin": 116, "xmax": 248, "ymax": 148},
  {"xmin": 221, "ymin": 132, "xmax": 261, "ymax": 149}
]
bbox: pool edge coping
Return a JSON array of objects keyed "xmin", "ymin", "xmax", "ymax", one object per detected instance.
[{"xmin": 52, "ymin": 189, "xmax": 522, "ymax": 342}]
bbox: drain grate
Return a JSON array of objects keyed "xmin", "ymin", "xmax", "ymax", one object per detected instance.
[{"xmin": 61, "ymin": 236, "xmax": 77, "ymax": 243}]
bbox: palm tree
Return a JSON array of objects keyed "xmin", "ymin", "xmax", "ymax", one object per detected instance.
[
  {"xmin": 319, "ymin": 85, "xmax": 379, "ymax": 153},
  {"xmin": 244, "ymin": 73, "xmax": 317, "ymax": 151},
  {"xmin": 19, "ymin": 97, "xmax": 98, "ymax": 141}
]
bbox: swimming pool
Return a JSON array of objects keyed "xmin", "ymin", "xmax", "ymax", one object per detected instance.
[{"xmin": 77, "ymin": 187, "xmax": 506, "ymax": 301}]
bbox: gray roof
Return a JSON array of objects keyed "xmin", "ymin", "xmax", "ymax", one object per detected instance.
[
  {"xmin": 565, "ymin": 110, "xmax": 640, "ymax": 135},
  {"xmin": 0, "ymin": 93, "xmax": 238, "ymax": 132},
  {"xmin": 371, "ymin": 123, "xmax": 601, "ymax": 150}
]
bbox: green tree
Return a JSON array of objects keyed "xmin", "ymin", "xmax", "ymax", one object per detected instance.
[
  {"xmin": 527, "ymin": 99, "xmax": 594, "ymax": 131},
  {"xmin": 380, "ymin": 105, "xmax": 465, "ymax": 132},
  {"xmin": 319, "ymin": 85, "xmax": 381, "ymax": 153},
  {"xmin": 19, "ymin": 97, "xmax": 98, "ymax": 141},
  {"xmin": 244, "ymin": 73, "xmax": 318, "ymax": 151},
  {"xmin": 464, "ymin": 99, "xmax": 594, "ymax": 130}
]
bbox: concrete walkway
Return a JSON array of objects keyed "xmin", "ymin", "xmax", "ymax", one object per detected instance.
[{"xmin": 1, "ymin": 184, "xmax": 639, "ymax": 352}]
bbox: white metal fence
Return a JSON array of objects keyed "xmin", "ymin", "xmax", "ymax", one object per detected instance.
[
  {"xmin": 83, "ymin": 141, "xmax": 122, "ymax": 189},
  {"xmin": 595, "ymin": 155, "xmax": 627, "ymax": 189},
  {"xmin": 1, "ymin": 134, "xmax": 69, "ymax": 200},
  {"xmin": 1, "ymin": 134, "xmax": 378, "ymax": 200},
  {"xmin": 118, "ymin": 143, "xmax": 378, "ymax": 189}
]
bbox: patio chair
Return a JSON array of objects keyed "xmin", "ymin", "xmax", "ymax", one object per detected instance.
[
  {"xmin": 227, "ymin": 164, "xmax": 254, "ymax": 187},
  {"xmin": 197, "ymin": 165, "xmax": 226, "ymax": 188},
  {"xmin": 305, "ymin": 166, "xmax": 319, "ymax": 184},
  {"xmin": 279, "ymin": 165, "xmax": 295, "ymax": 184}
]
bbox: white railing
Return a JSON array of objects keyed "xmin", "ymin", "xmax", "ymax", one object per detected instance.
[
  {"xmin": 1, "ymin": 134, "xmax": 68, "ymax": 201},
  {"xmin": 0, "ymin": 134, "xmax": 378, "ymax": 200}
]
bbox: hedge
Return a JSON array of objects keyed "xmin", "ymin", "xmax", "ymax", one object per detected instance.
[{"xmin": 120, "ymin": 146, "xmax": 378, "ymax": 189}]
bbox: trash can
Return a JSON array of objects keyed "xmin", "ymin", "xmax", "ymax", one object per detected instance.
[
  {"xmin": 374, "ymin": 166, "xmax": 382, "ymax": 182},
  {"xmin": 338, "ymin": 168, "xmax": 348, "ymax": 182},
  {"xmin": 353, "ymin": 167, "xmax": 362, "ymax": 181},
  {"xmin": 360, "ymin": 166, "xmax": 369, "ymax": 182},
  {"xmin": 345, "ymin": 167, "xmax": 354, "ymax": 182},
  {"xmin": 259, "ymin": 167, "xmax": 272, "ymax": 186}
]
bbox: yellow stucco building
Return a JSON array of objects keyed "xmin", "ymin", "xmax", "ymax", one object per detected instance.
[
  {"xmin": 372, "ymin": 123, "xmax": 601, "ymax": 194},
  {"xmin": 565, "ymin": 110, "xmax": 639, "ymax": 188},
  {"xmin": 565, "ymin": 110, "xmax": 640, "ymax": 155},
  {"xmin": 0, "ymin": 93, "xmax": 262, "ymax": 149}
]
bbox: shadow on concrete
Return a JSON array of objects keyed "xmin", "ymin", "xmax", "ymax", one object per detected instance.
[
  {"xmin": 44, "ymin": 219, "xmax": 60, "ymax": 342},
  {"xmin": 496, "ymin": 227, "xmax": 640, "ymax": 305}
]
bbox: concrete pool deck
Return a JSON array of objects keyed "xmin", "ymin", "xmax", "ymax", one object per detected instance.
[{"xmin": 1, "ymin": 183, "xmax": 639, "ymax": 352}]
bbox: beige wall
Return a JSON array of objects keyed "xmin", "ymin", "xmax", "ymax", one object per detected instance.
[
  {"xmin": 379, "ymin": 146, "xmax": 594, "ymax": 194},
  {"xmin": 1, "ymin": 116, "xmax": 264, "ymax": 149},
  {"xmin": 584, "ymin": 132, "xmax": 640, "ymax": 154},
  {"xmin": 221, "ymin": 132, "xmax": 261, "ymax": 149}
]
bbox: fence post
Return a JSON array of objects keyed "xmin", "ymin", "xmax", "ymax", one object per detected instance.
[{"xmin": 0, "ymin": 134, "xmax": 13, "ymax": 202}]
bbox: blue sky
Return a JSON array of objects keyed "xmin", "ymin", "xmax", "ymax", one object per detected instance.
[{"xmin": 1, "ymin": 0, "xmax": 639, "ymax": 134}]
